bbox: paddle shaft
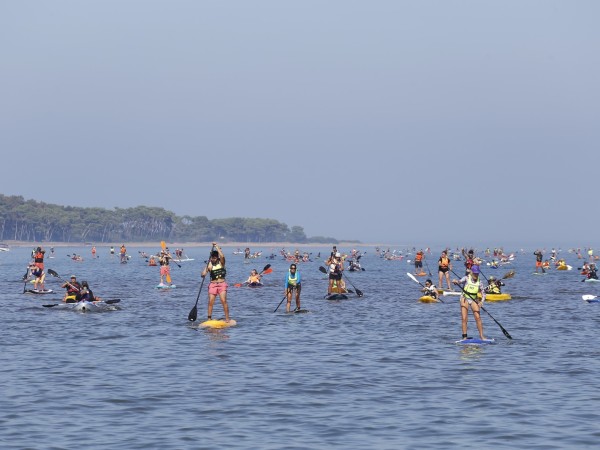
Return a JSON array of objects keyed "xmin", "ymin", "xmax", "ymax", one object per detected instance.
[
  {"xmin": 188, "ymin": 247, "xmax": 214, "ymax": 322},
  {"xmin": 274, "ymin": 288, "xmax": 291, "ymax": 313}
]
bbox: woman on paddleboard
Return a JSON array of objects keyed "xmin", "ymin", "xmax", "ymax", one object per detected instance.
[
  {"xmin": 284, "ymin": 263, "xmax": 302, "ymax": 312},
  {"xmin": 437, "ymin": 250, "xmax": 453, "ymax": 291},
  {"xmin": 201, "ymin": 244, "xmax": 230, "ymax": 323},
  {"xmin": 158, "ymin": 249, "xmax": 173, "ymax": 286},
  {"xmin": 327, "ymin": 252, "xmax": 344, "ymax": 295},
  {"xmin": 452, "ymin": 265, "xmax": 487, "ymax": 340}
]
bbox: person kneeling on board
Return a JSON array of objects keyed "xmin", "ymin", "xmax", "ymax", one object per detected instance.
[{"xmin": 485, "ymin": 276, "xmax": 504, "ymax": 294}]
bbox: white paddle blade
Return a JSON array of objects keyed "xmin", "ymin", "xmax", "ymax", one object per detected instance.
[
  {"xmin": 406, "ymin": 273, "xmax": 419, "ymax": 284},
  {"xmin": 582, "ymin": 295, "xmax": 597, "ymax": 300},
  {"xmin": 443, "ymin": 291, "xmax": 462, "ymax": 296}
]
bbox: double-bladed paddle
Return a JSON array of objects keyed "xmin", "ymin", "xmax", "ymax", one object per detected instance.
[
  {"xmin": 407, "ymin": 272, "xmax": 444, "ymax": 303},
  {"xmin": 234, "ymin": 264, "xmax": 272, "ymax": 287}
]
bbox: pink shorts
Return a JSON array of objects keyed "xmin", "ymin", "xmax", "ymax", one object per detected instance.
[
  {"xmin": 209, "ymin": 281, "xmax": 228, "ymax": 295},
  {"xmin": 160, "ymin": 266, "xmax": 171, "ymax": 276}
]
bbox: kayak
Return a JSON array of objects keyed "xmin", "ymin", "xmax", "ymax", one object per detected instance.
[
  {"xmin": 73, "ymin": 301, "xmax": 102, "ymax": 313},
  {"xmin": 455, "ymin": 337, "xmax": 496, "ymax": 345},
  {"xmin": 156, "ymin": 284, "xmax": 176, "ymax": 289},
  {"xmin": 248, "ymin": 282, "xmax": 263, "ymax": 288},
  {"xmin": 478, "ymin": 293, "xmax": 512, "ymax": 302},
  {"xmin": 556, "ymin": 265, "xmax": 572, "ymax": 271},
  {"xmin": 25, "ymin": 289, "xmax": 54, "ymax": 295},
  {"xmin": 173, "ymin": 258, "xmax": 195, "ymax": 262},
  {"xmin": 200, "ymin": 319, "xmax": 237, "ymax": 329},
  {"xmin": 419, "ymin": 295, "xmax": 440, "ymax": 303}
]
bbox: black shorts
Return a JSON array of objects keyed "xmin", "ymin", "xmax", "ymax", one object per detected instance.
[
  {"xmin": 415, "ymin": 261, "xmax": 423, "ymax": 268},
  {"xmin": 329, "ymin": 273, "xmax": 342, "ymax": 281},
  {"xmin": 439, "ymin": 267, "xmax": 449, "ymax": 273}
]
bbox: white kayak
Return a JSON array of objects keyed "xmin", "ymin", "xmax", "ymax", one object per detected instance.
[{"xmin": 73, "ymin": 301, "xmax": 102, "ymax": 313}]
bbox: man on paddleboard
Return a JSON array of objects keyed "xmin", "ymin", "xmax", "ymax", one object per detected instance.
[
  {"xmin": 534, "ymin": 250, "xmax": 544, "ymax": 273},
  {"xmin": 201, "ymin": 244, "xmax": 230, "ymax": 322},
  {"xmin": 453, "ymin": 265, "xmax": 487, "ymax": 340}
]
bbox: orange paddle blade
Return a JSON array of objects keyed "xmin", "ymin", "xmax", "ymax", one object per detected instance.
[
  {"xmin": 263, "ymin": 268, "xmax": 273, "ymax": 275},
  {"xmin": 234, "ymin": 283, "xmax": 242, "ymax": 288},
  {"xmin": 166, "ymin": 273, "xmax": 172, "ymax": 283},
  {"xmin": 160, "ymin": 241, "xmax": 166, "ymax": 250}
]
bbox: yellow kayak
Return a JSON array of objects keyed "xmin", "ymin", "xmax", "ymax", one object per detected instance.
[
  {"xmin": 419, "ymin": 295, "xmax": 440, "ymax": 303},
  {"xmin": 478, "ymin": 293, "xmax": 512, "ymax": 302},
  {"xmin": 200, "ymin": 319, "xmax": 237, "ymax": 329}
]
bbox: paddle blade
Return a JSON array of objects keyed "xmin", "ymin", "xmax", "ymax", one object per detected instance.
[
  {"xmin": 582, "ymin": 295, "xmax": 597, "ymax": 300},
  {"xmin": 262, "ymin": 264, "xmax": 271, "ymax": 272},
  {"xmin": 161, "ymin": 241, "xmax": 166, "ymax": 250},
  {"xmin": 406, "ymin": 273, "xmax": 420, "ymax": 284},
  {"xmin": 188, "ymin": 305, "xmax": 198, "ymax": 322},
  {"xmin": 356, "ymin": 288, "xmax": 363, "ymax": 297},
  {"xmin": 502, "ymin": 270, "xmax": 515, "ymax": 279},
  {"xmin": 48, "ymin": 269, "xmax": 59, "ymax": 277},
  {"xmin": 319, "ymin": 266, "xmax": 328, "ymax": 274},
  {"xmin": 105, "ymin": 299, "xmax": 121, "ymax": 304},
  {"xmin": 43, "ymin": 304, "xmax": 59, "ymax": 308},
  {"xmin": 263, "ymin": 268, "xmax": 273, "ymax": 275},
  {"xmin": 166, "ymin": 273, "xmax": 172, "ymax": 283},
  {"xmin": 234, "ymin": 283, "xmax": 242, "ymax": 288}
]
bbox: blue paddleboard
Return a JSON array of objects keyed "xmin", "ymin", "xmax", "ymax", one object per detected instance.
[
  {"xmin": 586, "ymin": 299, "xmax": 600, "ymax": 303},
  {"xmin": 156, "ymin": 284, "xmax": 176, "ymax": 289},
  {"xmin": 455, "ymin": 337, "xmax": 496, "ymax": 345}
]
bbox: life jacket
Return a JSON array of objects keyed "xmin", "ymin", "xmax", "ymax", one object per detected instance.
[
  {"xmin": 439, "ymin": 256, "xmax": 449, "ymax": 269},
  {"xmin": 34, "ymin": 251, "xmax": 44, "ymax": 263},
  {"xmin": 210, "ymin": 262, "xmax": 226, "ymax": 281},
  {"xmin": 463, "ymin": 275, "xmax": 480, "ymax": 299},
  {"xmin": 486, "ymin": 283, "xmax": 501, "ymax": 294},
  {"xmin": 159, "ymin": 255, "xmax": 170, "ymax": 266},
  {"xmin": 415, "ymin": 252, "xmax": 423, "ymax": 262},
  {"xmin": 286, "ymin": 270, "xmax": 299, "ymax": 286},
  {"xmin": 66, "ymin": 281, "xmax": 81, "ymax": 295},
  {"xmin": 248, "ymin": 275, "xmax": 261, "ymax": 283}
]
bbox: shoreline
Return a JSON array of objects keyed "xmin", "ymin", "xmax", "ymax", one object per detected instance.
[{"xmin": 1, "ymin": 241, "xmax": 393, "ymax": 249}]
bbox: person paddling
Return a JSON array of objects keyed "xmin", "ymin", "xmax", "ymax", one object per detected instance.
[
  {"xmin": 534, "ymin": 250, "xmax": 544, "ymax": 273},
  {"xmin": 79, "ymin": 281, "xmax": 102, "ymax": 302},
  {"xmin": 61, "ymin": 275, "xmax": 82, "ymax": 302},
  {"xmin": 284, "ymin": 263, "xmax": 302, "ymax": 312},
  {"xmin": 452, "ymin": 265, "xmax": 487, "ymax": 340},
  {"xmin": 201, "ymin": 244, "xmax": 230, "ymax": 322},
  {"xmin": 158, "ymin": 248, "xmax": 174, "ymax": 286},
  {"xmin": 437, "ymin": 250, "xmax": 453, "ymax": 290},
  {"xmin": 422, "ymin": 279, "xmax": 438, "ymax": 299},
  {"xmin": 246, "ymin": 269, "xmax": 262, "ymax": 286}
]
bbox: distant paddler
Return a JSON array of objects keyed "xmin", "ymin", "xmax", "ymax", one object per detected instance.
[
  {"xmin": 452, "ymin": 264, "xmax": 487, "ymax": 340},
  {"xmin": 158, "ymin": 247, "xmax": 174, "ymax": 286}
]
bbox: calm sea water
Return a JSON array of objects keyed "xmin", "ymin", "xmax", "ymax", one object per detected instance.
[{"xmin": 1, "ymin": 245, "xmax": 599, "ymax": 449}]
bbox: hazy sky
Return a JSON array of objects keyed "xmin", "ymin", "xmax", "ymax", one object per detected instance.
[{"xmin": 2, "ymin": 1, "xmax": 598, "ymax": 247}]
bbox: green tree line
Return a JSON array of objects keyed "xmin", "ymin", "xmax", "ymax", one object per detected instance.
[{"xmin": 0, "ymin": 194, "xmax": 340, "ymax": 243}]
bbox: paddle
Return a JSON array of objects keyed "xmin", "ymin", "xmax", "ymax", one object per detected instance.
[
  {"xmin": 274, "ymin": 288, "xmax": 291, "ymax": 313},
  {"xmin": 424, "ymin": 258, "xmax": 433, "ymax": 276},
  {"xmin": 502, "ymin": 270, "xmax": 516, "ymax": 279},
  {"xmin": 47, "ymin": 269, "xmax": 81, "ymax": 292},
  {"xmin": 187, "ymin": 247, "xmax": 214, "ymax": 322},
  {"xmin": 407, "ymin": 272, "xmax": 443, "ymax": 303},
  {"xmin": 234, "ymin": 264, "xmax": 272, "ymax": 287},
  {"xmin": 43, "ymin": 299, "xmax": 121, "ymax": 307},
  {"xmin": 450, "ymin": 269, "xmax": 512, "ymax": 340}
]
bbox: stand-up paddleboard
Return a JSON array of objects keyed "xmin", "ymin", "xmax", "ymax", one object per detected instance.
[
  {"xmin": 586, "ymin": 299, "xmax": 600, "ymax": 303},
  {"xmin": 325, "ymin": 293, "xmax": 348, "ymax": 300},
  {"xmin": 174, "ymin": 258, "xmax": 195, "ymax": 262},
  {"xmin": 156, "ymin": 284, "xmax": 176, "ymax": 289},
  {"xmin": 24, "ymin": 289, "xmax": 54, "ymax": 294},
  {"xmin": 287, "ymin": 309, "xmax": 309, "ymax": 314},
  {"xmin": 455, "ymin": 337, "xmax": 496, "ymax": 345},
  {"xmin": 533, "ymin": 272, "xmax": 547, "ymax": 275},
  {"xmin": 584, "ymin": 278, "xmax": 600, "ymax": 283},
  {"xmin": 419, "ymin": 295, "xmax": 440, "ymax": 303},
  {"xmin": 200, "ymin": 319, "xmax": 237, "ymax": 329}
]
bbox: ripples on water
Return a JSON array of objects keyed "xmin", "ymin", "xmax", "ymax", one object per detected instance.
[{"xmin": 1, "ymin": 247, "xmax": 600, "ymax": 449}]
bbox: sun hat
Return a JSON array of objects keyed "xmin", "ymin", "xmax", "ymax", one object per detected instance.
[{"xmin": 471, "ymin": 265, "xmax": 480, "ymax": 274}]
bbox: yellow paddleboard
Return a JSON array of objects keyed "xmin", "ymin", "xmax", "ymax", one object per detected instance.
[
  {"xmin": 200, "ymin": 319, "xmax": 237, "ymax": 329},
  {"xmin": 479, "ymin": 293, "xmax": 512, "ymax": 301}
]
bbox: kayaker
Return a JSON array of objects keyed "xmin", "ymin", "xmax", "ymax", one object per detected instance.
[
  {"xmin": 485, "ymin": 275, "xmax": 504, "ymax": 294},
  {"xmin": 62, "ymin": 275, "xmax": 82, "ymax": 302},
  {"xmin": 414, "ymin": 250, "xmax": 424, "ymax": 275},
  {"xmin": 452, "ymin": 264, "xmax": 487, "ymax": 340},
  {"xmin": 586, "ymin": 264, "xmax": 598, "ymax": 280},
  {"xmin": 285, "ymin": 263, "xmax": 302, "ymax": 312},
  {"xmin": 148, "ymin": 255, "xmax": 157, "ymax": 266},
  {"xmin": 246, "ymin": 269, "xmax": 262, "ymax": 286},
  {"xmin": 437, "ymin": 251, "xmax": 453, "ymax": 290},
  {"xmin": 533, "ymin": 250, "xmax": 544, "ymax": 273},
  {"xmin": 201, "ymin": 244, "xmax": 230, "ymax": 322},
  {"xmin": 422, "ymin": 279, "xmax": 438, "ymax": 299},
  {"xmin": 79, "ymin": 281, "xmax": 102, "ymax": 302},
  {"xmin": 158, "ymin": 249, "xmax": 173, "ymax": 285},
  {"xmin": 327, "ymin": 252, "xmax": 344, "ymax": 294}
]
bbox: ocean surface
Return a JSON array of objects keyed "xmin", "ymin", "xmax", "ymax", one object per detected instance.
[{"xmin": 1, "ymin": 245, "xmax": 599, "ymax": 449}]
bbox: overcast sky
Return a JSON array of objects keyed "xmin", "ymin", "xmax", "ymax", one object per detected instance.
[{"xmin": 1, "ymin": 1, "xmax": 598, "ymax": 247}]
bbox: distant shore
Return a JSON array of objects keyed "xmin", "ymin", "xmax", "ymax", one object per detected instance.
[{"xmin": 2, "ymin": 241, "xmax": 392, "ymax": 249}]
